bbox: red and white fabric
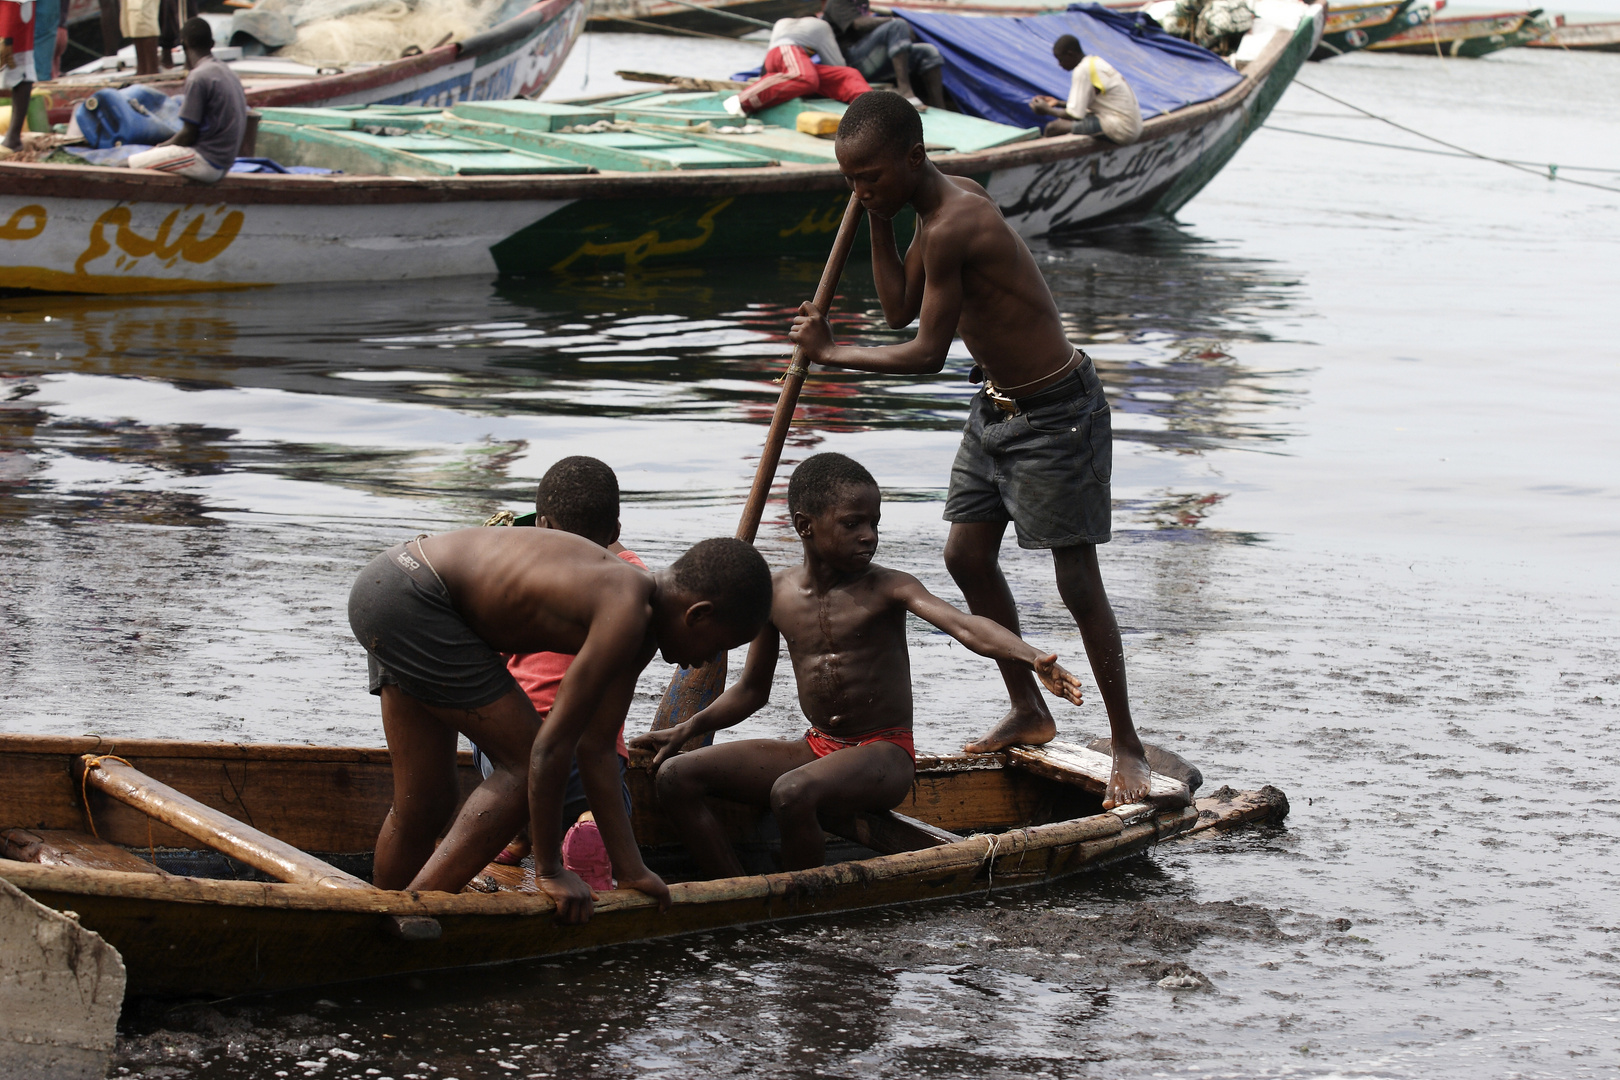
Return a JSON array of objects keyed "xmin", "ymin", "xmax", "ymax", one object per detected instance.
[
  {"xmin": 127, "ymin": 143, "xmax": 228, "ymax": 183},
  {"xmin": 0, "ymin": 0, "xmax": 35, "ymax": 91},
  {"xmin": 736, "ymin": 44, "xmax": 871, "ymax": 116}
]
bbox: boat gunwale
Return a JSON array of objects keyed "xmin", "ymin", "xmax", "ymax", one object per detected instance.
[
  {"xmin": 0, "ymin": 13, "xmax": 1306, "ymax": 207},
  {"xmin": 0, "ymin": 796, "xmax": 1197, "ymax": 916}
]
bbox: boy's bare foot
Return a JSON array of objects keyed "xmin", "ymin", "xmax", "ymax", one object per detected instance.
[
  {"xmin": 1103, "ymin": 742, "xmax": 1153, "ymax": 809},
  {"xmin": 963, "ymin": 706, "xmax": 1057, "ymax": 753}
]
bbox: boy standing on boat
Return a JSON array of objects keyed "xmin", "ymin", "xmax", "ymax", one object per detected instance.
[
  {"xmin": 348, "ymin": 529, "xmax": 772, "ymax": 920},
  {"xmin": 0, "ymin": 0, "xmax": 35, "ymax": 155},
  {"xmin": 637, "ymin": 453, "xmax": 1084, "ymax": 878},
  {"xmin": 787, "ymin": 90, "xmax": 1166, "ymax": 810},
  {"xmin": 1029, "ymin": 35, "xmax": 1143, "ymax": 144}
]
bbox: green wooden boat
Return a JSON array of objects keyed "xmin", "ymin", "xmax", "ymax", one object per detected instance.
[
  {"xmin": 0, "ymin": 4, "xmax": 1323, "ymax": 293},
  {"xmin": 1368, "ymin": 7, "xmax": 1550, "ymax": 56},
  {"xmin": 1311, "ymin": 0, "xmax": 1437, "ymax": 59}
]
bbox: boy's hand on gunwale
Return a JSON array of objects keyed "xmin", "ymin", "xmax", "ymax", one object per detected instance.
[
  {"xmin": 1034, "ymin": 654, "xmax": 1084, "ymax": 707},
  {"xmin": 629, "ymin": 724, "xmax": 690, "ymax": 768},
  {"xmin": 789, "ymin": 302, "xmax": 833, "ymax": 365},
  {"xmin": 616, "ymin": 867, "xmax": 672, "ymax": 913},
  {"xmin": 537, "ymin": 868, "xmax": 596, "ymax": 924}
]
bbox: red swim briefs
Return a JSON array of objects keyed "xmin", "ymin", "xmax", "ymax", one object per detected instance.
[{"xmin": 804, "ymin": 726, "xmax": 915, "ymax": 761}]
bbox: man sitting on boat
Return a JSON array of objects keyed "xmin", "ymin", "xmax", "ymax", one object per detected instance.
[
  {"xmin": 1028, "ymin": 35, "xmax": 1143, "ymax": 144},
  {"xmin": 730, "ymin": 16, "xmax": 871, "ymax": 116},
  {"xmin": 820, "ymin": 0, "xmax": 946, "ymax": 110},
  {"xmin": 128, "ymin": 19, "xmax": 247, "ymax": 183},
  {"xmin": 349, "ymin": 527, "xmax": 772, "ymax": 920},
  {"xmin": 637, "ymin": 453, "xmax": 1084, "ymax": 879},
  {"xmin": 469, "ymin": 456, "xmax": 648, "ymax": 887}
]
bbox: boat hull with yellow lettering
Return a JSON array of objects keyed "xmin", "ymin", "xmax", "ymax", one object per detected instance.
[{"xmin": 0, "ymin": 6, "xmax": 1320, "ymax": 293}]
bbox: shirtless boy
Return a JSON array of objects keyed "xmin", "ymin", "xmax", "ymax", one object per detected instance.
[
  {"xmin": 349, "ymin": 529, "xmax": 772, "ymax": 921},
  {"xmin": 787, "ymin": 90, "xmax": 1162, "ymax": 808},
  {"xmin": 470, "ymin": 456, "xmax": 649, "ymax": 872},
  {"xmin": 636, "ymin": 453, "xmax": 1084, "ymax": 878}
]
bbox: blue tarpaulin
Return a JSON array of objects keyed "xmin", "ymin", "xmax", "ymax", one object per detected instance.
[{"xmin": 896, "ymin": 5, "xmax": 1242, "ymax": 131}]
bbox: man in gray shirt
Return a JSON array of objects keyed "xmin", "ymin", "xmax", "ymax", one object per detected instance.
[{"xmin": 129, "ymin": 18, "xmax": 246, "ymax": 183}]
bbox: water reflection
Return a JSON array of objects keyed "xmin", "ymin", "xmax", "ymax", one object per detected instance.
[{"xmin": 0, "ymin": 225, "xmax": 1306, "ymax": 531}]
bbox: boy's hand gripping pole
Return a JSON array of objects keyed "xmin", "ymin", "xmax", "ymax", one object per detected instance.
[{"xmin": 649, "ymin": 194, "xmax": 868, "ymax": 735}]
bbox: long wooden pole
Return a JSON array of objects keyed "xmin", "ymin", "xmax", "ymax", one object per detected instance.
[{"xmin": 650, "ymin": 194, "xmax": 867, "ymax": 731}]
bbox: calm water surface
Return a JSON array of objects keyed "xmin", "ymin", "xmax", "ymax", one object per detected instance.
[{"xmin": 2, "ymin": 41, "xmax": 1618, "ymax": 1080}]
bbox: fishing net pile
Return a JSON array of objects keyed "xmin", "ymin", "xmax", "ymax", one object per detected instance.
[
  {"xmin": 1147, "ymin": 0, "xmax": 1256, "ymax": 54},
  {"xmin": 232, "ymin": 0, "xmax": 506, "ymax": 66}
]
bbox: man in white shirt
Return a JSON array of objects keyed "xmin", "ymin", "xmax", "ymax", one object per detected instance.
[{"xmin": 1028, "ymin": 34, "xmax": 1143, "ymax": 144}]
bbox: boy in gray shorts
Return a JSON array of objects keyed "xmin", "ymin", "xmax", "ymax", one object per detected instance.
[{"xmin": 788, "ymin": 91, "xmax": 1176, "ymax": 810}]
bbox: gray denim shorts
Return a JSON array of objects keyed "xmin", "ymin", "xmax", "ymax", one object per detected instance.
[
  {"xmin": 943, "ymin": 357, "xmax": 1113, "ymax": 549},
  {"xmin": 349, "ymin": 541, "xmax": 517, "ymax": 710}
]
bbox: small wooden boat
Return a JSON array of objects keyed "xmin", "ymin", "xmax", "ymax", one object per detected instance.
[
  {"xmin": 1310, "ymin": 0, "xmax": 1442, "ymax": 59},
  {"xmin": 0, "ymin": 3, "xmax": 1322, "ymax": 293},
  {"xmin": 0, "ymin": 733, "xmax": 1286, "ymax": 996},
  {"xmin": 1525, "ymin": 15, "xmax": 1620, "ymax": 51},
  {"xmin": 36, "ymin": 0, "xmax": 589, "ymax": 127},
  {"xmin": 1367, "ymin": 6, "xmax": 1549, "ymax": 55},
  {"xmin": 588, "ymin": 0, "xmax": 816, "ymax": 37}
]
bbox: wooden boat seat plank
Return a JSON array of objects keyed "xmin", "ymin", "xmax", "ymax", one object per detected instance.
[
  {"xmin": 77, "ymin": 756, "xmax": 372, "ymax": 891},
  {"xmin": 840, "ymin": 809, "xmax": 963, "ymax": 855},
  {"xmin": 1006, "ymin": 741, "xmax": 1190, "ymax": 803},
  {"xmin": 0, "ymin": 827, "xmax": 168, "ymax": 876}
]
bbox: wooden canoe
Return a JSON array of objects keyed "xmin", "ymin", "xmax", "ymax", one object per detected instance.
[
  {"xmin": 0, "ymin": 732, "xmax": 1286, "ymax": 996},
  {"xmin": 36, "ymin": 0, "xmax": 589, "ymax": 127},
  {"xmin": 1525, "ymin": 16, "xmax": 1620, "ymax": 51},
  {"xmin": 0, "ymin": 3, "xmax": 1323, "ymax": 293},
  {"xmin": 1367, "ymin": 7, "xmax": 1550, "ymax": 56},
  {"xmin": 1310, "ymin": 0, "xmax": 1442, "ymax": 59}
]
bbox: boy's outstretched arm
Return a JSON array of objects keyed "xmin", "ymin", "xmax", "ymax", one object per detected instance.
[
  {"xmin": 891, "ymin": 575, "xmax": 1085, "ymax": 707},
  {"xmin": 633, "ymin": 621, "xmax": 782, "ymax": 767},
  {"xmin": 868, "ymin": 215, "xmax": 926, "ymax": 330},
  {"xmin": 532, "ymin": 598, "xmax": 665, "ymax": 923},
  {"xmin": 790, "ymin": 218, "xmax": 965, "ymax": 375}
]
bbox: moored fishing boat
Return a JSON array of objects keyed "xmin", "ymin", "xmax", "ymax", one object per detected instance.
[
  {"xmin": 1525, "ymin": 15, "xmax": 1620, "ymax": 51},
  {"xmin": 1367, "ymin": 6, "xmax": 1549, "ymax": 55},
  {"xmin": 1310, "ymin": 0, "xmax": 1442, "ymax": 59},
  {"xmin": 0, "ymin": 2, "xmax": 1322, "ymax": 293},
  {"xmin": 0, "ymin": 733, "xmax": 1286, "ymax": 995},
  {"xmin": 588, "ymin": 0, "xmax": 815, "ymax": 37},
  {"xmin": 36, "ymin": 0, "xmax": 589, "ymax": 126}
]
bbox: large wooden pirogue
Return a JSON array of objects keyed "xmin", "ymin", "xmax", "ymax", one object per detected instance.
[{"xmin": 0, "ymin": 733, "xmax": 1285, "ymax": 996}]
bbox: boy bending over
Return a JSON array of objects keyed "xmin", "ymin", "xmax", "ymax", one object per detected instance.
[
  {"xmin": 349, "ymin": 528, "xmax": 772, "ymax": 921},
  {"xmin": 470, "ymin": 456, "xmax": 648, "ymax": 877},
  {"xmin": 636, "ymin": 453, "xmax": 1083, "ymax": 879},
  {"xmin": 787, "ymin": 90, "xmax": 1168, "ymax": 808}
]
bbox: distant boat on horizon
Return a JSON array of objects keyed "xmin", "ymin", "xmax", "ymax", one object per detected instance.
[{"xmin": 1368, "ymin": 6, "xmax": 1550, "ymax": 56}]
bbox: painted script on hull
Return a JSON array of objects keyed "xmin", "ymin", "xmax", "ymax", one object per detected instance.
[{"xmin": 991, "ymin": 113, "xmax": 1239, "ymax": 236}]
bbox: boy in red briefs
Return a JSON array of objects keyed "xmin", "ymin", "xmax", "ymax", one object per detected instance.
[
  {"xmin": 470, "ymin": 457, "xmax": 646, "ymax": 884},
  {"xmin": 636, "ymin": 453, "xmax": 1085, "ymax": 878}
]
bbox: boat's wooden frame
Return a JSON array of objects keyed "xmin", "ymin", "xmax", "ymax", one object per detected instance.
[
  {"xmin": 37, "ymin": 0, "xmax": 589, "ymax": 126},
  {"xmin": 1368, "ymin": 6, "xmax": 1548, "ymax": 56},
  {"xmin": 0, "ymin": 733, "xmax": 1286, "ymax": 996},
  {"xmin": 1525, "ymin": 16, "xmax": 1620, "ymax": 51},
  {"xmin": 1310, "ymin": 0, "xmax": 1440, "ymax": 59},
  {"xmin": 0, "ymin": 4, "xmax": 1321, "ymax": 292}
]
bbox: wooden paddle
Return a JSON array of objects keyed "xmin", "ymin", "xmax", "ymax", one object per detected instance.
[{"xmin": 648, "ymin": 193, "xmax": 868, "ymax": 736}]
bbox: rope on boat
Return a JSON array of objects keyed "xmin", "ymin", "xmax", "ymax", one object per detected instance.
[
  {"xmin": 1264, "ymin": 125, "xmax": 1620, "ymax": 175},
  {"xmin": 1291, "ymin": 80, "xmax": 1620, "ymax": 194},
  {"xmin": 983, "ymin": 833, "xmax": 1000, "ymax": 893},
  {"xmin": 80, "ymin": 754, "xmax": 158, "ymax": 866}
]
